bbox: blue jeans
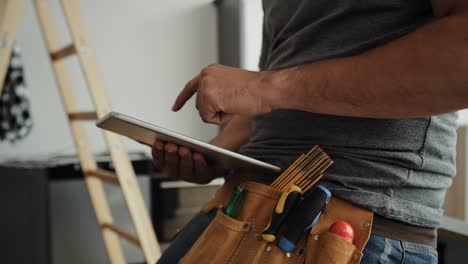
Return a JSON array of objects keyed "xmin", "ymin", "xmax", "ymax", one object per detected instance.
[
  {"xmin": 157, "ymin": 210, "xmax": 217, "ymax": 264},
  {"xmin": 157, "ymin": 211, "xmax": 438, "ymax": 264},
  {"xmin": 362, "ymin": 234, "xmax": 438, "ymax": 264}
]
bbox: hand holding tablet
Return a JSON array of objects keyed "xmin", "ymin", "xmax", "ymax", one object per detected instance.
[
  {"xmin": 96, "ymin": 112, "xmax": 281, "ymax": 174},
  {"xmin": 150, "ymin": 139, "xmax": 224, "ymax": 184}
]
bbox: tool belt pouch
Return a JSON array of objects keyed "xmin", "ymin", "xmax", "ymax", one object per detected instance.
[{"xmin": 179, "ymin": 175, "xmax": 373, "ymax": 264}]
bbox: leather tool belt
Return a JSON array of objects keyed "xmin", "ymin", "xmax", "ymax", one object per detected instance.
[{"xmin": 179, "ymin": 174, "xmax": 373, "ymax": 264}]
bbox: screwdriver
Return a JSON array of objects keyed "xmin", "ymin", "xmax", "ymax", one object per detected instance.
[
  {"xmin": 262, "ymin": 184, "xmax": 302, "ymax": 242},
  {"xmin": 277, "ymin": 185, "xmax": 331, "ymax": 252},
  {"xmin": 224, "ymin": 185, "xmax": 246, "ymax": 219}
]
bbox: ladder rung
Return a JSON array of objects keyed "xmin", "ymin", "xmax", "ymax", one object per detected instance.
[
  {"xmin": 85, "ymin": 169, "xmax": 120, "ymax": 185},
  {"xmin": 68, "ymin": 111, "xmax": 98, "ymax": 121},
  {"xmin": 101, "ymin": 223, "xmax": 141, "ymax": 248},
  {"xmin": 50, "ymin": 44, "xmax": 76, "ymax": 60}
]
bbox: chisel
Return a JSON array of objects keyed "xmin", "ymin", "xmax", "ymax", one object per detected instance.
[{"xmin": 277, "ymin": 185, "xmax": 331, "ymax": 252}]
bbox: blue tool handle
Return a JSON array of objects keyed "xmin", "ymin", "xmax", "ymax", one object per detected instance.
[{"xmin": 278, "ymin": 185, "xmax": 331, "ymax": 252}]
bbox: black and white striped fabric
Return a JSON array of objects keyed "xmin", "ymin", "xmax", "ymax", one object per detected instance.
[{"xmin": 0, "ymin": 45, "xmax": 32, "ymax": 142}]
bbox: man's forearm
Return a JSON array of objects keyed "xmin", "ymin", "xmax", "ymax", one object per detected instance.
[
  {"xmin": 209, "ymin": 115, "xmax": 252, "ymax": 151},
  {"xmin": 264, "ymin": 3, "xmax": 468, "ymax": 118}
]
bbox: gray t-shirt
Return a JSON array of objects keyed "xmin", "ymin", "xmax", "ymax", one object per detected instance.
[{"xmin": 240, "ymin": 0, "xmax": 457, "ymax": 228}]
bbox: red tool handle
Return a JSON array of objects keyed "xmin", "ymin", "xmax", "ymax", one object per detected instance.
[{"xmin": 329, "ymin": 221, "xmax": 355, "ymax": 244}]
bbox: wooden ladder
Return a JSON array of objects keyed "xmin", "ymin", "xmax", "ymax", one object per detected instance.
[{"xmin": 0, "ymin": 1, "xmax": 161, "ymax": 262}]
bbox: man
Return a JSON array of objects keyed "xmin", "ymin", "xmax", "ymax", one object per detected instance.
[{"xmin": 154, "ymin": 0, "xmax": 468, "ymax": 263}]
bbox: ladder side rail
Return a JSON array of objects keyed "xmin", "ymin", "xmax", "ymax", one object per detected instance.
[
  {"xmin": 59, "ymin": 0, "xmax": 162, "ymax": 261},
  {"xmin": 0, "ymin": 0, "xmax": 27, "ymax": 95},
  {"xmin": 33, "ymin": 1, "xmax": 126, "ymax": 263}
]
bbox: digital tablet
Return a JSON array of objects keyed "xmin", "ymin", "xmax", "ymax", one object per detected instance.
[{"xmin": 96, "ymin": 112, "xmax": 281, "ymax": 173}]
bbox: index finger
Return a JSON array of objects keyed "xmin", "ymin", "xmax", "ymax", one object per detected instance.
[{"xmin": 172, "ymin": 75, "xmax": 201, "ymax": 111}]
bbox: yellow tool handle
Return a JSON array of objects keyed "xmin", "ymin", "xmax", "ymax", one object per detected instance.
[{"xmin": 262, "ymin": 184, "xmax": 302, "ymax": 242}]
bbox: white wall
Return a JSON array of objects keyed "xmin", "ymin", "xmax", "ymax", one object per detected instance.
[
  {"xmin": 0, "ymin": 0, "xmax": 219, "ymax": 160},
  {"xmin": 458, "ymin": 110, "xmax": 468, "ymax": 126},
  {"xmin": 239, "ymin": 0, "xmax": 263, "ymax": 71}
]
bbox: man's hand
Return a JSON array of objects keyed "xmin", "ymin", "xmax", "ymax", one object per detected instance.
[
  {"xmin": 149, "ymin": 116, "xmax": 252, "ymax": 184},
  {"xmin": 172, "ymin": 64, "xmax": 275, "ymax": 125},
  {"xmin": 151, "ymin": 140, "xmax": 222, "ymax": 184}
]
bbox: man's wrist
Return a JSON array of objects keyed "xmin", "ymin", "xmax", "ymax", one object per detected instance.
[
  {"xmin": 252, "ymin": 69, "xmax": 288, "ymax": 112},
  {"xmin": 255, "ymin": 62, "xmax": 332, "ymax": 113}
]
